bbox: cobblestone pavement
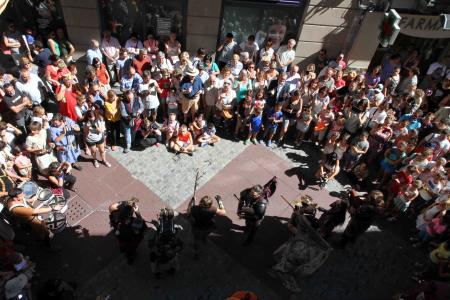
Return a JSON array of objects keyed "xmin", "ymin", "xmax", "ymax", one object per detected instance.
[{"xmin": 108, "ymin": 139, "xmax": 248, "ymax": 208}]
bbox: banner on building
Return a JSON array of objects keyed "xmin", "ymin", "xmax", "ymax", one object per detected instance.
[{"xmin": 399, "ymin": 14, "xmax": 450, "ymax": 39}]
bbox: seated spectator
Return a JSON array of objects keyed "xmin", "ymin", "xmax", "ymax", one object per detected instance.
[
  {"xmin": 170, "ymin": 124, "xmax": 194, "ymax": 156},
  {"xmin": 161, "ymin": 113, "xmax": 180, "ymax": 146},
  {"xmin": 315, "ymin": 152, "xmax": 340, "ymax": 188},
  {"xmin": 47, "ymin": 161, "xmax": 77, "ymax": 199},
  {"xmin": 189, "ymin": 113, "xmax": 206, "ymax": 141},
  {"xmin": 24, "ymin": 121, "xmax": 57, "ymax": 175},
  {"xmin": 197, "ymin": 122, "xmax": 220, "ymax": 147},
  {"xmin": 50, "ymin": 113, "xmax": 81, "ymax": 170},
  {"xmin": 133, "ymin": 49, "xmax": 152, "ymax": 76},
  {"xmin": 137, "ymin": 115, "xmax": 162, "ymax": 149}
]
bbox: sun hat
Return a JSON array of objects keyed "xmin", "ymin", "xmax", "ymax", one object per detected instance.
[{"xmin": 186, "ymin": 66, "xmax": 199, "ymax": 77}]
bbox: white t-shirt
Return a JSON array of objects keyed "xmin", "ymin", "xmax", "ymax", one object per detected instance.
[
  {"xmin": 259, "ymin": 47, "xmax": 274, "ymax": 61},
  {"xmin": 368, "ymin": 107, "xmax": 387, "ymax": 128},
  {"xmin": 277, "ymin": 46, "xmax": 295, "ymax": 67},
  {"xmin": 239, "ymin": 41, "xmax": 259, "ymax": 58},
  {"xmin": 139, "ymin": 81, "xmax": 160, "ymax": 110},
  {"xmin": 15, "ymin": 73, "xmax": 44, "ymax": 105}
]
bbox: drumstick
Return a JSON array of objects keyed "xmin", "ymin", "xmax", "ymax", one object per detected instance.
[{"xmin": 280, "ymin": 195, "xmax": 295, "ymax": 210}]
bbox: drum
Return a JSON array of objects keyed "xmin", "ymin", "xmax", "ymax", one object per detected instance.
[
  {"xmin": 49, "ymin": 195, "xmax": 68, "ymax": 214},
  {"xmin": 37, "ymin": 189, "xmax": 54, "ymax": 202},
  {"xmin": 44, "ymin": 212, "xmax": 67, "ymax": 233},
  {"xmin": 18, "ymin": 181, "xmax": 40, "ymax": 200}
]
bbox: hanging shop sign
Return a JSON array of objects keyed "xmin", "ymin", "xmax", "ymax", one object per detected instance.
[{"xmin": 398, "ymin": 14, "xmax": 450, "ymax": 39}]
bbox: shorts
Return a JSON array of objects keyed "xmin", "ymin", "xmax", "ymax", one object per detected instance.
[
  {"xmin": 180, "ymin": 95, "xmax": 199, "ymax": 114},
  {"xmin": 283, "ymin": 118, "xmax": 296, "ymax": 128},
  {"xmin": 86, "ymin": 137, "xmax": 105, "ymax": 147},
  {"xmin": 176, "ymin": 141, "xmax": 189, "ymax": 148},
  {"xmin": 265, "ymin": 126, "xmax": 277, "ymax": 136},
  {"xmin": 251, "ymin": 125, "xmax": 262, "ymax": 134}
]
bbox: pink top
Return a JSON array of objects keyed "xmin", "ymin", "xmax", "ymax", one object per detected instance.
[
  {"xmin": 427, "ymin": 217, "xmax": 447, "ymax": 236},
  {"xmin": 15, "ymin": 155, "xmax": 31, "ymax": 168}
]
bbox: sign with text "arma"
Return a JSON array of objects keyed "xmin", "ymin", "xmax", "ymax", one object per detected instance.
[{"xmin": 399, "ymin": 14, "xmax": 450, "ymax": 39}]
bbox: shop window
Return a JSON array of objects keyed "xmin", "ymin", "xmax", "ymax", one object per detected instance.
[
  {"xmin": 99, "ymin": 0, "xmax": 186, "ymax": 48},
  {"xmin": 219, "ymin": 0, "xmax": 305, "ymax": 50},
  {"xmin": 0, "ymin": 0, "xmax": 66, "ymax": 38}
]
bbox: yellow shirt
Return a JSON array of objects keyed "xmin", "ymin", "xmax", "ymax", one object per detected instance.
[
  {"xmin": 104, "ymin": 100, "xmax": 121, "ymax": 122},
  {"xmin": 430, "ymin": 242, "xmax": 450, "ymax": 264}
]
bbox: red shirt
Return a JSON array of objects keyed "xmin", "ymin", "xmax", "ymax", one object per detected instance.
[
  {"xmin": 133, "ymin": 56, "xmax": 151, "ymax": 76},
  {"xmin": 178, "ymin": 131, "xmax": 191, "ymax": 144},
  {"xmin": 56, "ymin": 85, "xmax": 78, "ymax": 121},
  {"xmin": 158, "ymin": 77, "xmax": 171, "ymax": 98},
  {"xmin": 96, "ymin": 64, "xmax": 109, "ymax": 85}
]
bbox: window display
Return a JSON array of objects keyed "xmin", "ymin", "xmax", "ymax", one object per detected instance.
[{"xmin": 219, "ymin": 0, "xmax": 305, "ymax": 50}]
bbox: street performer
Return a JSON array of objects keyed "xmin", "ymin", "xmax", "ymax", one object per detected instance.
[
  {"xmin": 188, "ymin": 195, "xmax": 226, "ymax": 258},
  {"xmin": 237, "ymin": 176, "xmax": 277, "ymax": 244},
  {"xmin": 109, "ymin": 197, "xmax": 147, "ymax": 264}
]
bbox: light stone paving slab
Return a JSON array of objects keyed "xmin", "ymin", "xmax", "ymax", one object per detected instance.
[{"xmin": 109, "ymin": 139, "xmax": 248, "ymax": 208}]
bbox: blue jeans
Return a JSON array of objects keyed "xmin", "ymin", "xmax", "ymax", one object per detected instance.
[{"xmin": 121, "ymin": 120, "xmax": 136, "ymax": 149}]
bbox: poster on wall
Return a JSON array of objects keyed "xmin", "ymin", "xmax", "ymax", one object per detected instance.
[{"xmin": 220, "ymin": 3, "xmax": 301, "ymax": 50}]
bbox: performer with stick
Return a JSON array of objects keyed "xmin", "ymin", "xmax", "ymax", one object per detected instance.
[{"xmin": 236, "ymin": 176, "xmax": 277, "ymax": 244}]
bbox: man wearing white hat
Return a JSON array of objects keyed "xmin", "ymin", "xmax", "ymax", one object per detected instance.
[{"xmin": 180, "ymin": 66, "xmax": 203, "ymax": 122}]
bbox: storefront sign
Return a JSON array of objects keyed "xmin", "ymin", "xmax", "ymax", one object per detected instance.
[{"xmin": 399, "ymin": 14, "xmax": 450, "ymax": 39}]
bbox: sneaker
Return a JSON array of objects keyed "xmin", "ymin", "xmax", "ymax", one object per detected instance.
[
  {"xmin": 123, "ymin": 148, "xmax": 130, "ymax": 154},
  {"xmin": 188, "ymin": 152, "xmax": 193, "ymax": 157},
  {"xmin": 209, "ymin": 142, "xmax": 215, "ymax": 147},
  {"xmin": 277, "ymin": 140, "xmax": 284, "ymax": 147},
  {"xmin": 243, "ymin": 139, "xmax": 249, "ymax": 145},
  {"xmin": 72, "ymin": 164, "xmax": 82, "ymax": 171},
  {"xmin": 266, "ymin": 140, "xmax": 272, "ymax": 147},
  {"xmin": 259, "ymin": 140, "xmax": 265, "ymax": 145},
  {"xmin": 103, "ymin": 161, "xmax": 112, "ymax": 168},
  {"xmin": 251, "ymin": 138, "xmax": 257, "ymax": 145},
  {"xmin": 93, "ymin": 160, "xmax": 100, "ymax": 168}
]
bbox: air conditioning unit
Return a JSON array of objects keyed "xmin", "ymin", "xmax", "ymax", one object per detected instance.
[{"xmin": 441, "ymin": 14, "xmax": 450, "ymax": 30}]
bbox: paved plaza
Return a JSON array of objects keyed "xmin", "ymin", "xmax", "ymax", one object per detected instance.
[{"xmin": 25, "ymin": 139, "xmax": 426, "ymax": 300}]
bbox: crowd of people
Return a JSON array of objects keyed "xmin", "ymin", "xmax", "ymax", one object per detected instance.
[{"xmin": 0, "ymin": 17, "xmax": 449, "ymax": 298}]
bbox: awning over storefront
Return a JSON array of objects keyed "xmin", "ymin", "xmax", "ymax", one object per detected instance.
[{"xmin": 398, "ymin": 14, "xmax": 450, "ymax": 39}]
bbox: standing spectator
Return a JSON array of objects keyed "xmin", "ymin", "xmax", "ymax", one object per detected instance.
[
  {"xmin": 217, "ymin": 33, "xmax": 238, "ymax": 70},
  {"xmin": 125, "ymin": 32, "xmax": 143, "ymax": 56},
  {"xmin": 55, "ymin": 73, "xmax": 78, "ymax": 122},
  {"xmin": 104, "ymin": 90, "xmax": 121, "ymax": 151},
  {"xmin": 139, "ymin": 70, "xmax": 162, "ymax": 118},
  {"xmin": 133, "ymin": 49, "xmax": 152, "ymax": 76},
  {"xmin": 227, "ymin": 54, "xmax": 243, "ymax": 77},
  {"xmin": 240, "ymin": 35, "xmax": 259, "ymax": 62},
  {"xmin": 165, "ymin": 32, "xmax": 182, "ymax": 63},
  {"xmin": 180, "ymin": 66, "xmax": 203, "ymax": 123},
  {"xmin": 143, "ymin": 33, "xmax": 159, "ymax": 60},
  {"xmin": 120, "ymin": 90, "xmax": 144, "ymax": 153},
  {"xmin": 116, "ymin": 48, "xmax": 133, "ymax": 81},
  {"xmin": 203, "ymin": 74, "xmax": 221, "ymax": 120},
  {"xmin": 15, "ymin": 66, "xmax": 46, "ymax": 106},
  {"xmin": 380, "ymin": 53, "xmax": 401, "ymax": 83},
  {"xmin": 203, "ymin": 54, "xmax": 220, "ymax": 76},
  {"xmin": 101, "ymin": 30, "xmax": 121, "ymax": 84},
  {"xmin": 55, "ymin": 28, "xmax": 75, "ymax": 64},
  {"xmin": 92, "ymin": 57, "xmax": 111, "ymax": 93},
  {"xmin": 83, "ymin": 110, "xmax": 110, "ymax": 168},
  {"xmin": 275, "ymin": 39, "xmax": 296, "ymax": 73},
  {"xmin": 2, "ymin": 83, "xmax": 32, "ymax": 138},
  {"xmin": 314, "ymin": 49, "xmax": 328, "ymax": 72},
  {"xmin": 86, "ymin": 39, "xmax": 103, "ymax": 66},
  {"xmin": 342, "ymin": 132, "xmax": 370, "ymax": 172},
  {"xmin": 258, "ymin": 38, "xmax": 274, "ymax": 62},
  {"xmin": 3, "ymin": 22, "xmax": 22, "ymax": 65},
  {"xmin": 50, "ymin": 113, "xmax": 82, "ymax": 170},
  {"xmin": 120, "ymin": 66, "xmax": 143, "ymax": 93}
]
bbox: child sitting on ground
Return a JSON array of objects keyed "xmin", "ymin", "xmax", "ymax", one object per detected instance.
[
  {"xmin": 197, "ymin": 123, "xmax": 220, "ymax": 147},
  {"xmin": 161, "ymin": 113, "xmax": 180, "ymax": 146}
]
